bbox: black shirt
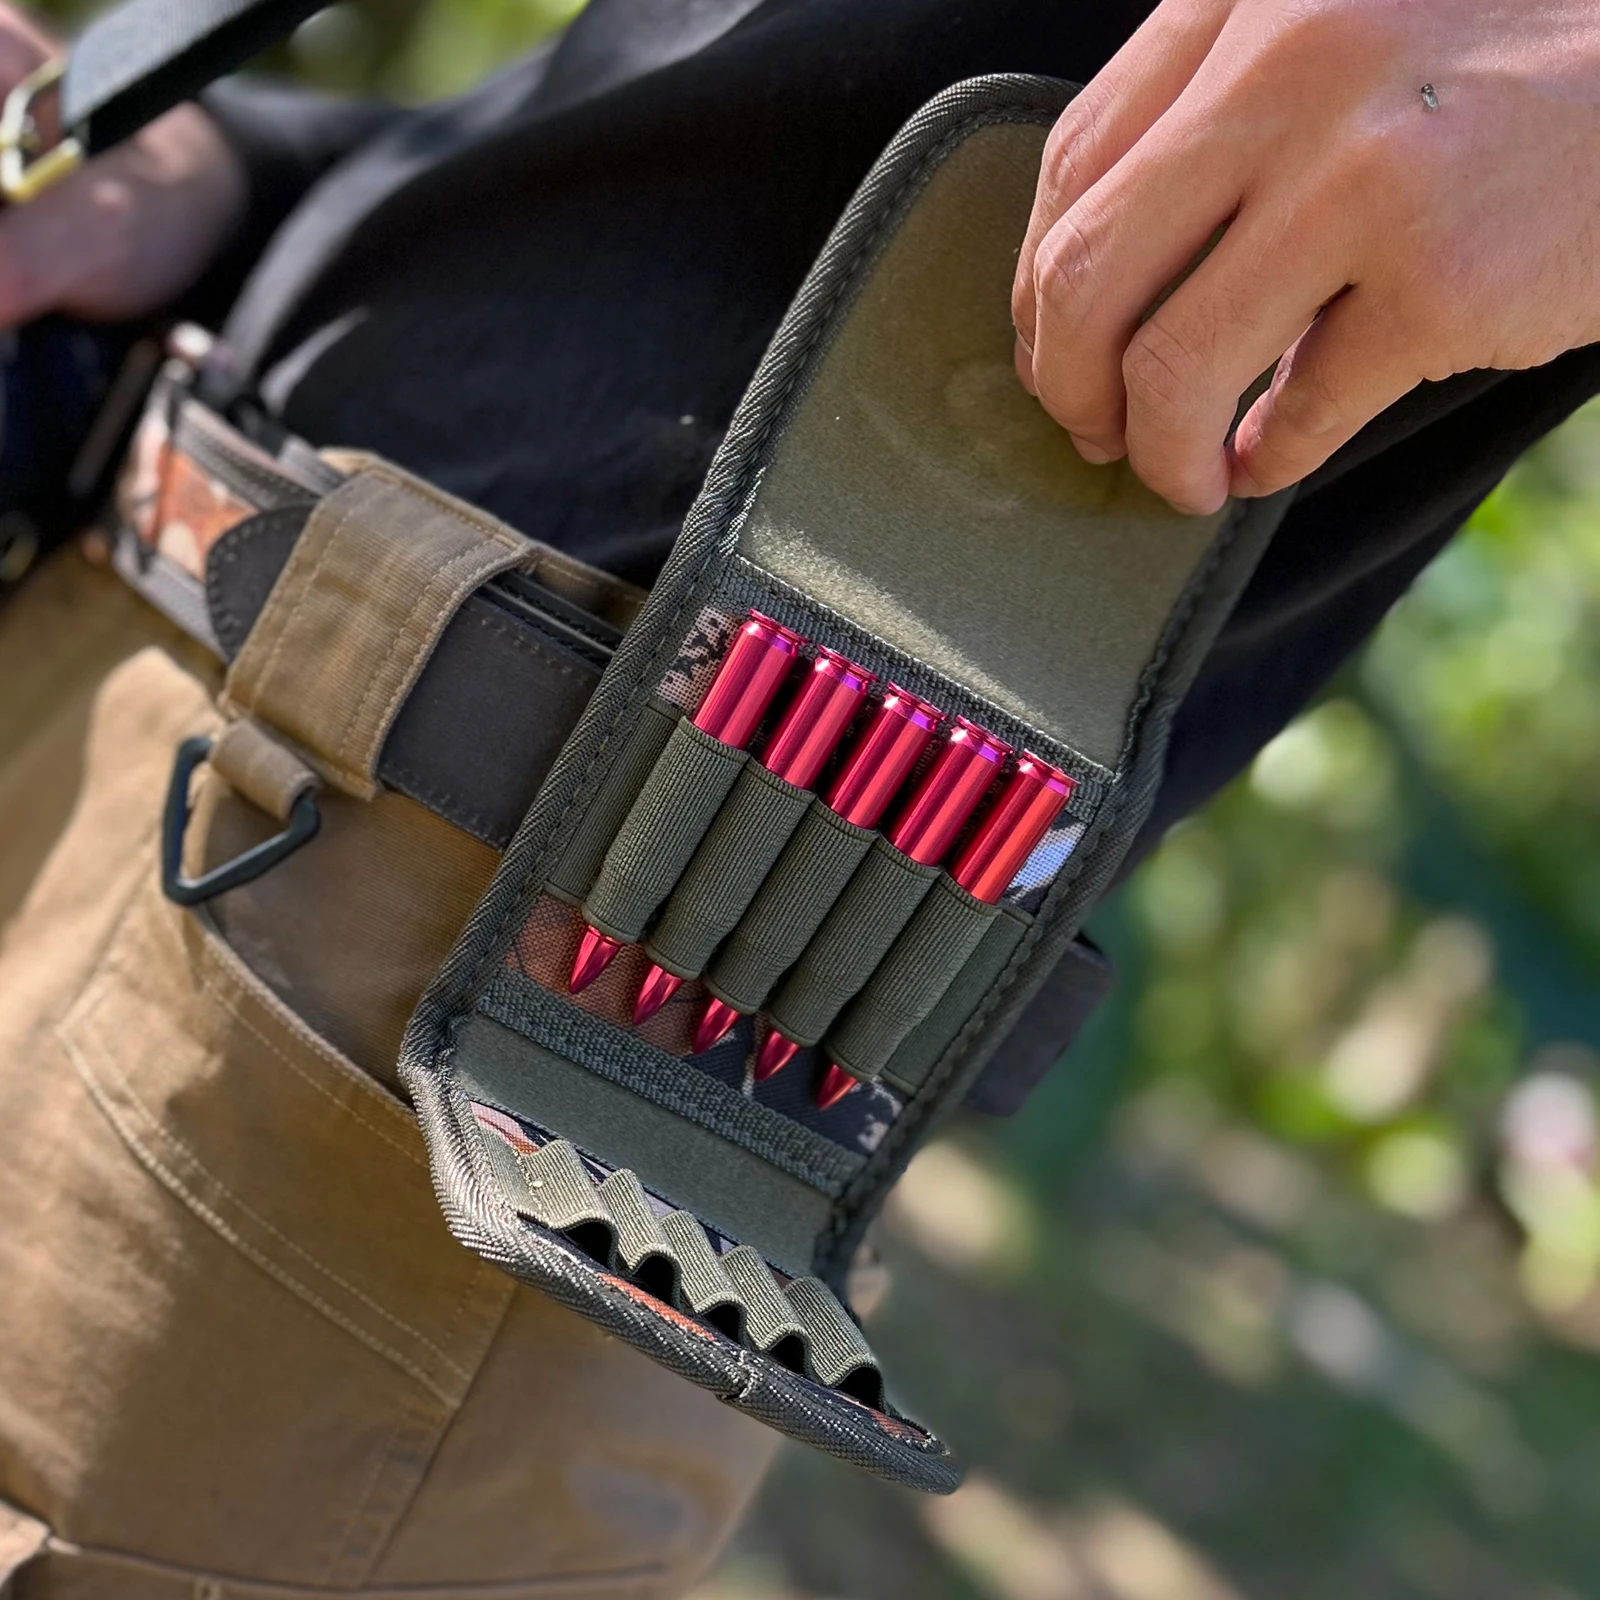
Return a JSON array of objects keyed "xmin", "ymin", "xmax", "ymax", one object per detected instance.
[{"xmin": 199, "ymin": 0, "xmax": 1600, "ymax": 1094}]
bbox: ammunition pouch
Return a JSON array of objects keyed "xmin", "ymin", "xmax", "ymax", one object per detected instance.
[{"xmin": 105, "ymin": 75, "xmax": 1291, "ymax": 1491}]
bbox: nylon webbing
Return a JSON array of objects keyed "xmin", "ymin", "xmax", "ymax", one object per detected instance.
[
  {"xmin": 493, "ymin": 1131, "xmax": 883, "ymax": 1396},
  {"xmin": 222, "ymin": 456, "xmax": 531, "ymax": 799},
  {"xmin": 63, "ymin": 0, "xmax": 327, "ymax": 153},
  {"xmin": 580, "ymin": 719, "xmax": 747, "ymax": 943},
  {"xmin": 644, "ymin": 760, "xmax": 813, "ymax": 979},
  {"xmin": 207, "ymin": 716, "xmax": 318, "ymax": 822}
]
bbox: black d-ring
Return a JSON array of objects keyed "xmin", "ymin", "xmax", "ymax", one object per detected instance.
[{"xmin": 160, "ymin": 734, "xmax": 320, "ymax": 907}]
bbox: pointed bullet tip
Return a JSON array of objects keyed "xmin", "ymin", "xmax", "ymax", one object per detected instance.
[
  {"xmin": 693, "ymin": 997, "xmax": 742, "ymax": 1054},
  {"xmin": 816, "ymin": 1063, "xmax": 860, "ymax": 1109},
  {"xmin": 569, "ymin": 926, "xmax": 622, "ymax": 993},
  {"xmin": 754, "ymin": 1030, "xmax": 800, "ymax": 1082},
  {"xmin": 633, "ymin": 964, "xmax": 683, "ymax": 1025}
]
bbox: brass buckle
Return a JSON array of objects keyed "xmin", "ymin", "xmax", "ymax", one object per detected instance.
[{"xmin": 0, "ymin": 59, "xmax": 83, "ymax": 204}]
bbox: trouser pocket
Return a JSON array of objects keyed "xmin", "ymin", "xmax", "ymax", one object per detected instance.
[
  {"xmin": 0, "ymin": 641, "xmax": 770, "ymax": 1597},
  {"xmin": 47, "ymin": 848, "xmax": 515, "ymax": 1587}
]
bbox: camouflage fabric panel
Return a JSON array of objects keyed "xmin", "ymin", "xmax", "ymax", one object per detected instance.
[
  {"xmin": 115, "ymin": 396, "xmax": 254, "ymax": 580},
  {"xmin": 654, "ymin": 604, "xmax": 741, "ymax": 715}
]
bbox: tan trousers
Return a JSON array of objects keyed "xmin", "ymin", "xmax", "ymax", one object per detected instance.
[{"xmin": 0, "ymin": 550, "xmax": 774, "ymax": 1597}]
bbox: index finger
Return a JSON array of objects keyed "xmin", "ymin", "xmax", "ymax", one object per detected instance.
[{"xmin": 1012, "ymin": 0, "xmax": 1231, "ymax": 355}]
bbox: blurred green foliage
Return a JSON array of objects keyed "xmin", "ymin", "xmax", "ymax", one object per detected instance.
[
  {"xmin": 40, "ymin": 0, "xmax": 1600, "ymax": 1589},
  {"xmin": 709, "ymin": 410, "xmax": 1600, "ymax": 1600},
  {"xmin": 279, "ymin": 0, "xmax": 583, "ymax": 102}
]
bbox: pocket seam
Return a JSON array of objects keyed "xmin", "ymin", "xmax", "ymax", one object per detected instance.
[
  {"xmin": 55, "ymin": 879, "xmax": 486, "ymax": 1404},
  {"xmin": 171, "ymin": 901, "xmax": 426, "ymax": 1169},
  {"xmin": 59, "ymin": 987, "xmax": 473, "ymax": 1405},
  {"xmin": 28, "ymin": 1524, "xmax": 676, "ymax": 1597}
]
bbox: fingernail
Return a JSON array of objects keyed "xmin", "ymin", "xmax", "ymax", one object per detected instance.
[{"xmin": 1069, "ymin": 435, "xmax": 1112, "ymax": 465}]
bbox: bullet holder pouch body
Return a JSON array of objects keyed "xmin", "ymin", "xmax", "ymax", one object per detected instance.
[{"xmin": 399, "ymin": 75, "xmax": 1293, "ymax": 1491}]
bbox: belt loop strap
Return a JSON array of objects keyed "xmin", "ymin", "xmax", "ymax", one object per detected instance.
[
  {"xmin": 208, "ymin": 717, "xmax": 319, "ymax": 821},
  {"xmin": 221, "ymin": 456, "xmax": 532, "ymax": 798}
]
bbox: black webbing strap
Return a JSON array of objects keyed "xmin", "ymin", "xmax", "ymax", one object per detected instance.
[
  {"xmin": 1, "ymin": 0, "xmax": 322, "ymax": 201},
  {"xmin": 63, "ymin": 0, "xmax": 327, "ymax": 153}
]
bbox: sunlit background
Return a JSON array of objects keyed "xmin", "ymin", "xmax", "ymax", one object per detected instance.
[{"xmin": 47, "ymin": 0, "xmax": 1600, "ymax": 1590}]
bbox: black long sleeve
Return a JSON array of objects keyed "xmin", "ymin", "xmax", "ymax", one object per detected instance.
[{"xmin": 188, "ymin": 77, "xmax": 411, "ymax": 319}]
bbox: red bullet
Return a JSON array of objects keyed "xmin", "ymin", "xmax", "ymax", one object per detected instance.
[
  {"xmin": 691, "ymin": 610, "xmax": 806, "ymax": 746},
  {"xmin": 816, "ymin": 1063, "xmax": 859, "ymax": 1110},
  {"xmin": 826, "ymin": 684, "xmax": 943, "ymax": 828},
  {"xmin": 639, "ymin": 643, "xmax": 871, "ymax": 1030},
  {"xmin": 694, "ymin": 997, "xmax": 742, "ymax": 1054},
  {"xmin": 887, "ymin": 716, "xmax": 1011, "ymax": 865},
  {"xmin": 759, "ymin": 646, "xmax": 876, "ymax": 789},
  {"xmin": 569, "ymin": 925, "xmax": 623, "ymax": 994},
  {"xmin": 632, "ymin": 964, "xmax": 684, "ymax": 1024},
  {"xmin": 575, "ymin": 610, "xmax": 803, "ymax": 996},
  {"xmin": 950, "ymin": 752, "xmax": 1076, "ymax": 904},
  {"xmin": 755, "ymin": 1030, "xmax": 801, "ymax": 1081}
]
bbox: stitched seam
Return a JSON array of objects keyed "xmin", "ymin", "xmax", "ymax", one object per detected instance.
[
  {"xmin": 66, "ymin": 981, "xmax": 476, "ymax": 1387},
  {"xmin": 382, "ymin": 760, "xmax": 501, "ymax": 837},
  {"xmin": 331, "ymin": 529, "xmax": 513, "ymax": 790},
  {"xmin": 180, "ymin": 424, "xmax": 297, "ymax": 511},
  {"xmin": 480, "ymin": 977, "xmax": 857, "ymax": 1193},
  {"xmin": 205, "ymin": 507, "xmax": 311, "ymax": 656},
  {"xmin": 370, "ymin": 544, "xmax": 520, "ymax": 741},
  {"xmin": 60, "ymin": 1004, "xmax": 463, "ymax": 1406},
  {"xmin": 467, "ymin": 605, "xmax": 585, "ymax": 680},
  {"xmin": 506, "ymin": 578, "xmax": 619, "ymax": 653},
  {"xmin": 75, "ymin": 977, "xmax": 475, "ymax": 1384},
  {"xmin": 328, "ymin": 1229, "xmax": 513, "ymax": 1584},
  {"xmin": 324, "ymin": 1399, "xmax": 417, "ymax": 1584},
  {"xmin": 380, "ymin": 603, "xmax": 600, "ymax": 839},
  {"xmin": 34, "ymin": 1532, "xmax": 676, "ymax": 1598},
  {"xmin": 367, "ymin": 460, "xmax": 524, "ymax": 543},
  {"xmin": 180, "ymin": 407, "xmax": 310, "ymax": 508},
  {"xmin": 188, "ymin": 954, "xmax": 426, "ymax": 1162},
  {"xmin": 205, "ymin": 520, "xmax": 256, "ymax": 650},
  {"xmin": 229, "ymin": 498, "xmax": 358, "ymax": 728},
  {"xmin": 145, "ymin": 899, "xmax": 425, "ymax": 1160}
]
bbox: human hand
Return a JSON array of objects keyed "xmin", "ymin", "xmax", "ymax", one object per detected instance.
[
  {"xmin": 1011, "ymin": 0, "xmax": 1600, "ymax": 514},
  {"xmin": 0, "ymin": 2, "xmax": 246, "ymax": 330}
]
